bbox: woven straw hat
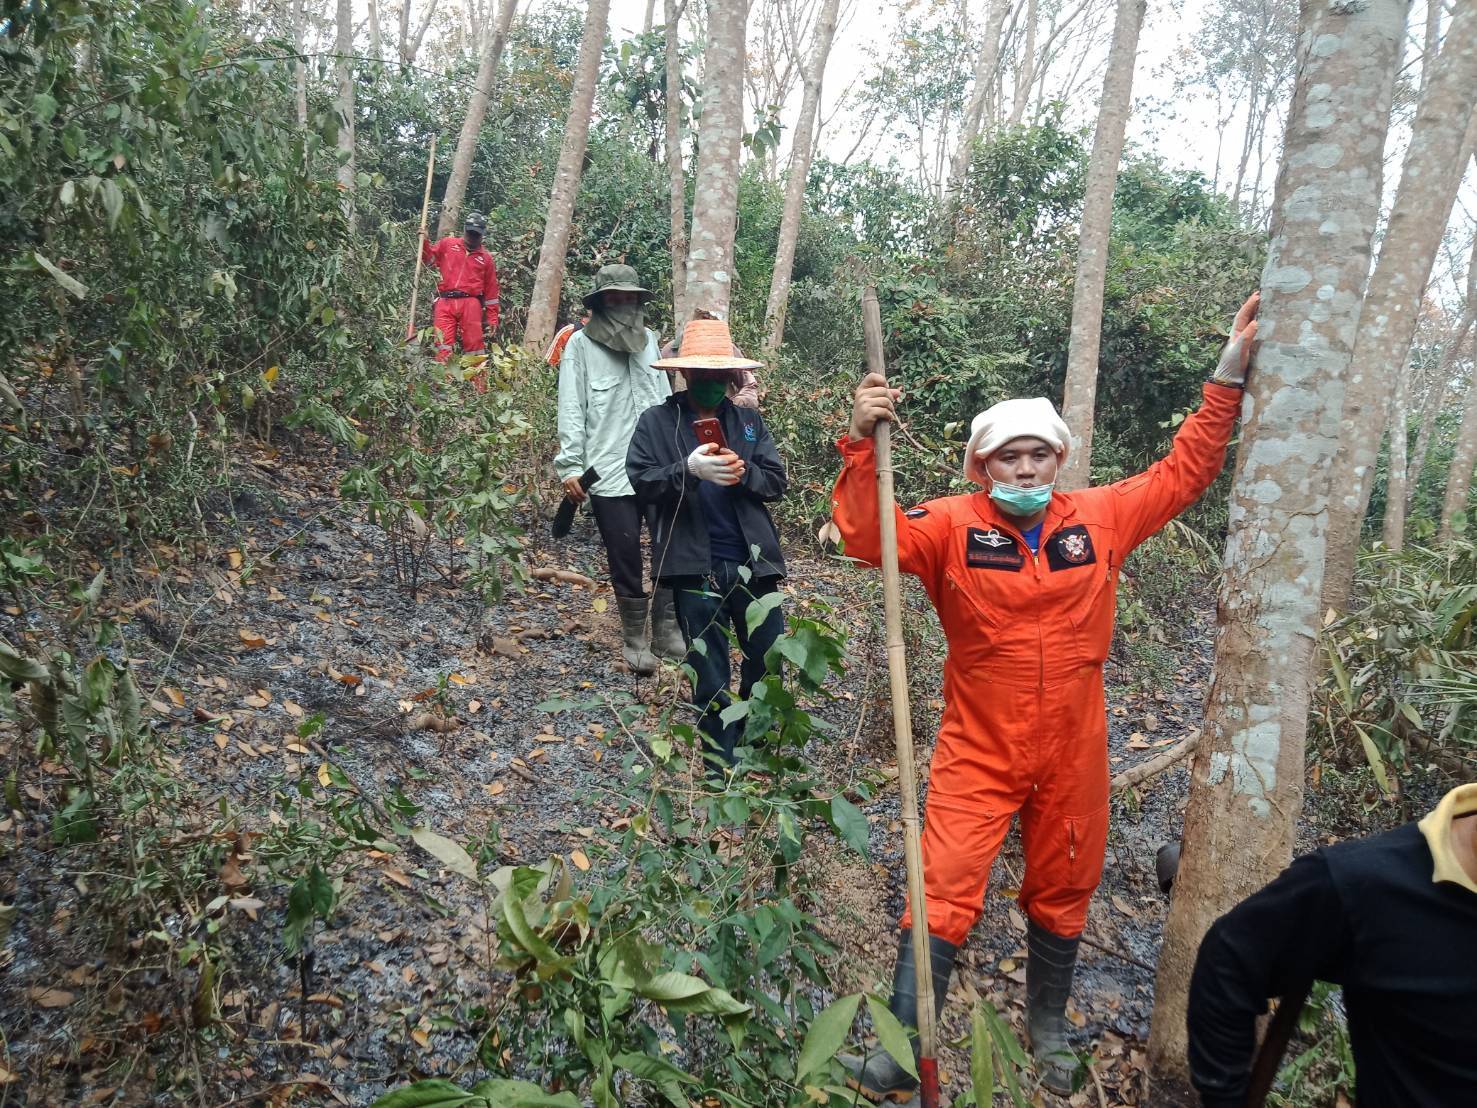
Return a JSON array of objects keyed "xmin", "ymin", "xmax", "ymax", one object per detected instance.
[{"xmin": 650, "ymin": 318, "xmax": 762, "ymax": 371}]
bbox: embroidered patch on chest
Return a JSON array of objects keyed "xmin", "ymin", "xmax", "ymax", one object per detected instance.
[
  {"xmin": 965, "ymin": 527, "xmax": 1025, "ymax": 571},
  {"xmin": 1045, "ymin": 524, "xmax": 1098, "ymax": 571}
]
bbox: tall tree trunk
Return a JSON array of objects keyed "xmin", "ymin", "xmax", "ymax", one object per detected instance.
[
  {"xmin": 368, "ymin": 0, "xmax": 383, "ymax": 60},
  {"xmin": 399, "ymin": 0, "xmax": 411, "ymax": 62},
  {"xmin": 762, "ymin": 0, "xmax": 841, "ymax": 354},
  {"xmin": 1440, "ymin": 375, "xmax": 1477, "ymax": 540},
  {"xmin": 945, "ymin": 0, "xmax": 1011, "ymax": 211},
  {"xmin": 335, "ymin": 0, "xmax": 356, "ymax": 216},
  {"xmin": 438, "ymin": 0, "xmax": 520, "ymax": 237},
  {"xmin": 643, "ymin": 0, "xmax": 657, "ymax": 35},
  {"xmin": 1382, "ymin": 364, "xmax": 1410, "ymax": 550},
  {"xmin": 1413, "ymin": 231, "xmax": 1477, "ymax": 513},
  {"xmin": 1056, "ymin": 0, "xmax": 1147, "ymax": 491},
  {"xmin": 684, "ymin": 0, "xmax": 749, "ymax": 317},
  {"xmin": 294, "ymin": 0, "xmax": 309, "ymax": 127},
  {"xmin": 402, "ymin": 0, "xmax": 442, "ymax": 63},
  {"xmin": 1009, "ymin": 0, "xmax": 1038, "ymax": 126},
  {"xmin": 1145, "ymin": 0, "xmax": 1406, "ymax": 1093},
  {"xmin": 1423, "ymin": 0, "xmax": 1443, "ymax": 92},
  {"xmin": 665, "ymin": 0, "xmax": 690, "ymax": 327},
  {"xmin": 1319, "ymin": 10, "xmax": 1477, "ymax": 616},
  {"xmin": 522, "ymin": 0, "xmax": 611, "ymax": 350}
]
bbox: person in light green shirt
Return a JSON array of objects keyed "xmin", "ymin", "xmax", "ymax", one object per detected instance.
[{"xmin": 554, "ymin": 265, "xmax": 683, "ymax": 674}]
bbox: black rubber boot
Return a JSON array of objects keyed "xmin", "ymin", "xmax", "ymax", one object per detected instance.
[
  {"xmin": 841, "ymin": 930, "xmax": 957, "ymax": 1102},
  {"xmin": 615, "ymin": 595, "xmax": 657, "ymax": 675},
  {"xmin": 1026, "ymin": 920, "xmax": 1081, "ymax": 1095},
  {"xmin": 649, "ymin": 586, "xmax": 687, "ymax": 660}
]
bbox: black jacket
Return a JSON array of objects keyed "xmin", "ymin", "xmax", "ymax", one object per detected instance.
[
  {"xmin": 626, "ymin": 395, "xmax": 787, "ymax": 581},
  {"xmin": 1188, "ymin": 821, "xmax": 1477, "ymax": 1108}
]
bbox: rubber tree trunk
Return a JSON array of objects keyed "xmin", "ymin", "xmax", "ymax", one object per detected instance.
[
  {"xmin": 1382, "ymin": 365, "xmax": 1410, "ymax": 550},
  {"xmin": 335, "ymin": 0, "xmax": 356, "ymax": 216},
  {"xmin": 684, "ymin": 0, "xmax": 749, "ymax": 318},
  {"xmin": 368, "ymin": 0, "xmax": 383, "ymax": 60},
  {"xmin": 1319, "ymin": 9, "xmax": 1477, "ymax": 615},
  {"xmin": 665, "ymin": 0, "xmax": 690, "ymax": 328},
  {"xmin": 762, "ymin": 0, "xmax": 841, "ymax": 355},
  {"xmin": 1146, "ymin": 0, "xmax": 1405, "ymax": 1093},
  {"xmin": 944, "ymin": 0, "xmax": 1011, "ymax": 214},
  {"xmin": 438, "ymin": 0, "xmax": 520, "ymax": 238},
  {"xmin": 522, "ymin": 0, "xmax": 611, "ymax": 351},
  {"xmin": 294, "ymin": 0, "xmax": 308, "ymax": 128},
  {"xmin": 1440, "ymin": 375, "xmax": 1477, "ymax": 541},
  {"xmin": 1056, "ymin": 0, "xmax": 1147, "ymax": 491}
]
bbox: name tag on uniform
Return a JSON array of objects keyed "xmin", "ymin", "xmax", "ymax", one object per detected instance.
[
  {"xmin": 965, "ymin": 527, "xmax": 1024, "ymax": 571},
  {"xmin": 1046, "ymin": 524, "xmax": 1097, "ymax": 571}
]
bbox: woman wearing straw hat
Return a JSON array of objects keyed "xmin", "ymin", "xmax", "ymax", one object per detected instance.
[
  {"xmin": 555, "ymin": 264, "xmax": 686, "ymax": 674},
  {"xmin": 626, "ymin": 318, "xmax": 789, "ymax": 773}
]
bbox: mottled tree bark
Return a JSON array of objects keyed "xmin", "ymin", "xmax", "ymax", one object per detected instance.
[
  {"xmin": 438, "ymin": 0, "xmax": 520, "ymax": 237},
  {"xmin": 368, "ymin": 0, "xmax": 384, "ymax": 60},
  {"xmin": 1382, "ymin": 364, "xmax": 1410, "ymax": 550},
  {"xmin": 665, "ymin": 0, "xmax": 690, "ymax": 328},
  {"xmin": 684, "ymin": 0, "xmax": 749, "ymax": 318},
  {"xmin": 335, "ymin": 0, "xmax": 356, "ymax": 215},
  {"xmin": 1146, "ymin": 0, "xmax": 1406, "ymax": 1092},
  {"xmin": 1440, "ymin": 375, "xmax": 1477, "ymax": 541},
  {"xmin": 1320, "ymin": 10, "xmax": 1477, "ymax": 614},
  {"xmin": 1057, "ymin": 0, "xmax": 1147, "ymax": 490},
  {"xmin": 945, "ymin": 0, "xmax": 1011, "ymax": 212},
  {"xmin": 522, "ymin": 0, "xmax": 611, "ymax": 350},
  {"xmin": 762, "ymin": 0, "xmax": 841, "ymax": 354}
]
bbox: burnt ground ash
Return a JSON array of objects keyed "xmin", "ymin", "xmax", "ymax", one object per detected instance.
[{"xmin": 0, "ymin": 445, "xmax": 1306, "ymax": 1106}]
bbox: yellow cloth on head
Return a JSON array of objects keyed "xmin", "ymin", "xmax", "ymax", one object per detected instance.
[{"xmin": 1418, "ymin": 782, "xmax": 1477, "ymax": 894}]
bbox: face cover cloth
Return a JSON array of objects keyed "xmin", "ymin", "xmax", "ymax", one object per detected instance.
[
  {"xmin": 585, "ymin": 303, "xmax": 648, "ymax": 354},
  {"xmin": 689, "ymin": 379, "xmax": 728, "ymax": 408},
  {"xmin": 990, "ymin": 480, "xmax": 1054, "ymax": 515}
]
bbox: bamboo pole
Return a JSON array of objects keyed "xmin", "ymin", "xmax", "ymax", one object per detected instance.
[
  {"xmin": 862, "ymin": 286, "xmax": 940, "ymax": 1108},
  {"xmin": 407, "ymin": 138, "xmax": 437, "ymax": 341}
]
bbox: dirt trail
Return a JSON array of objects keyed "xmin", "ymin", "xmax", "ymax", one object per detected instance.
[{"xmin": 0, "ymin": 444, "xmax": 1214, "ymax": 1104}]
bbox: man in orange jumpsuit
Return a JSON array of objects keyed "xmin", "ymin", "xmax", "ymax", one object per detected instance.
[
  {"xmin": 836, "ymin": 294, "xmax": 1259, "ymax": 1098},
  {"xmin": 421, "ymin": 211, "xmax": 501, "ymax": 371}
]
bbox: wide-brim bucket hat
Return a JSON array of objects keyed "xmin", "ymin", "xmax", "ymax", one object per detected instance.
[
  {"xmin": 582, "ymin": 263, "xmax": 653, "ymax": 309},
  {"xmin": 650, "ymin": 318, "xmax": 762, "ymax": 371}
]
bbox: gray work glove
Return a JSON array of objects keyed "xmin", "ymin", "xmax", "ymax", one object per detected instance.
[{"xmin": 1209, "ymin": 292, "xmax": 1261, "ymax": 388}]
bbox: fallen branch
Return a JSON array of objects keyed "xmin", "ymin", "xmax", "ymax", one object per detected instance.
[
  {"xmin": 528, "ymin": 566, "xmax": 597, "ymax": 589},
  {"xmin": 1111, "ymin": 731, "xmax": 1199, "ymax": 790}
]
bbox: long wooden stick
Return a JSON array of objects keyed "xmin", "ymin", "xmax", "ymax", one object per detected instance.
[
  {"xmin": 406, "ymin": 138, "xmax": 437, "ymax": 341},
  {"xmin": 862, "ymin": 286, "xmax": 940, "ymax": 1108}
]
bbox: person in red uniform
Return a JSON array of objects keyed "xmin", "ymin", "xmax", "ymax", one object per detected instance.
[
  {"xmin": 835, "ymin": 293, "xmax": 1259, "ymax": 1099},
  {"xmin": 421, "ymin": 211, "xmax": 501, "ymax": 381}
]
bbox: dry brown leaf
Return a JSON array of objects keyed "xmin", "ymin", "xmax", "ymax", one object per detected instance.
[
  {"xmin": 411, "ymin": 712, "xmax": 459, "ymax": 734},
  {"xmin": 1126, "ymin": 733, "xmax": 1151, "ymax": 750},
  {"xmin": 243, "ymin": 691, "xmax": 271, "ymax": 708},
  {"xmin": 227, "ymin": 549, "xmax": 244, "ymax": 570},
  {"xmin": 163, "ymin": 686, "xmax": 186, "ymax": 708},
  {"xmin": 238, "ymin": 628, "xmax": 267, "ymax": 649},
  {"xmin": 447, "ymin": 672, "xmax": 470, "ymax": 686},
  {"xmin": 30, "ymin": 986, "xmax": 75, "ymax": 1008},
  {"xmin": 317, "ymin": 764, "xmax": 332, "ymax": 787},
  {"xmin": 282, "ymin": 700, "xmax": 304, "ymax": 718},
  {"xmin": 484, "ymin": 782, "xmax": 505, "ymax": 796},
  {"xmin": 570, "ymin": 850, "xmax": 590, "ymax": 871},
  {"xmin": 382, "ymin": 868, "xmax": 413, "ymax": 888},
  {"xmin": 410, "ymin": 1028, "xmax": 431, "ymax": 1050},
  {"xmin": 1111, "ymin": 894, "xmax": 1137, "ymax": 917}
]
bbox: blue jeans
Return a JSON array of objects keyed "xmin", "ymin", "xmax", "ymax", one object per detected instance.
[{"xmin": 668, "ymin": 561, "xmax": 785, "ymax": 770}]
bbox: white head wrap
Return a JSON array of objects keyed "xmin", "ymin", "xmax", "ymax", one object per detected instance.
[{"xmin": 963, "ymin": 397, "xmax": 1071, "ymax": 485}]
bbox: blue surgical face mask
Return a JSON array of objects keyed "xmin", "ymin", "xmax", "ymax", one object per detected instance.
[{"xmin": 989, "ymin": 480, "xmax": 1054, "ymax": 516}]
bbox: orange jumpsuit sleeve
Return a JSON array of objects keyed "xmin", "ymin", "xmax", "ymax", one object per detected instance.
[
  {"xmin": 830, "ymin": 435, "xmax": 951, "ymax": 585},
  {"xmin": 1105, "ymin": 381, "xmax": 1243, "ymax": 551},
  {"xmin": 421, "ymin": 236, "xmax": 439, "ymax": 268}
]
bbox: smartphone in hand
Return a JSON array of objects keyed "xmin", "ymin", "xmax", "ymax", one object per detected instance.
[{"xmin": 693, "ymin": 418, "xmax": 728, "ymax": 452}]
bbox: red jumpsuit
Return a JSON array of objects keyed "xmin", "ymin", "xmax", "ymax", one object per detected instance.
[
  {"xmin": 831, "ymin": 382, "xmax": 1242, "ymax": 943},
  {"xmin": 421, "ymin": 236, "xmax": 501, "ymax": 380}
]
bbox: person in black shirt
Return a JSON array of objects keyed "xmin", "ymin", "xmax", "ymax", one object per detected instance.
[
  {"xmin": 626, "ymin": 318, "xmax": 788, "ymax": 774},
  {"xmin": 1186, "ymin": 782, "xmax": 1477, "ymax": 1107}
]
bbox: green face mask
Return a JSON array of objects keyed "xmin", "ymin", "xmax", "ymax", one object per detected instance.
[
  {"xmin": 689, "ymin": 379, "xmax": 728, "ymax": 408},
  {"xmin": 989, "ymin": 480, "xmax": 1054, "ymax": 516}
]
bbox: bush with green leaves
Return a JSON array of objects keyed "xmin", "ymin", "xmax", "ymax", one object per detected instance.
[{"xmin": 1319, "ymin": 536, "xmax": 1477, "ymax": 793}]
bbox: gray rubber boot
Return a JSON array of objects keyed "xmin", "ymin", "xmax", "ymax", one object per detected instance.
[
  {"xmin": 615, "ymin": 595, "xmax": 658, "ymax": 675},
  {"xmin": 1156, "ymin": 840, "xmax": 1182, "ymax": 894},
  {"xmin": 1026, "ymin": 920, "xmax": 1081, "ymax": 1096},
  {"xmin": 841, "ymin": 930, "xmax": 957, "ymax": 1102},
  {"xmin": 650, "ymin": 586, "xmax": 687, "ymax": 660}
]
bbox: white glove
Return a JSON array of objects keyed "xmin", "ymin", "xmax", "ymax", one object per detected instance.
[{"xmin": 686, "ymin": 444, "xmax": 741, "ymax": 486}]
